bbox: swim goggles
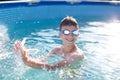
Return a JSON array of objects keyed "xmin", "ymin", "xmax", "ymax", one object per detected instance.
[{"xmin": 61, "ymin": 29, "xmax": 79, "ymax": 36}]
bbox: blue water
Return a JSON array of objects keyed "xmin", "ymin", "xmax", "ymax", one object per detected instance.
[{"xmin": 0, "ymin": 4, "xmax": 120, "ymax": 80}]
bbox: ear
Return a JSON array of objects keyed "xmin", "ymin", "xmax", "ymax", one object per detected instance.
[{"xmin": 78, "ymin": 33, "xmax": 80, "ymax": 37}]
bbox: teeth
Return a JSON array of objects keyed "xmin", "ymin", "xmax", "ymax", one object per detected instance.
[{"xmin": 66, "ymin": 39, "xmax": 74, "ymax": 42}]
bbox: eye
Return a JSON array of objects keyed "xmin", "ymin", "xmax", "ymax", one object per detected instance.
[{"xmin": 64, "ymin": 30, "xmax": 70, "ymax": 35}]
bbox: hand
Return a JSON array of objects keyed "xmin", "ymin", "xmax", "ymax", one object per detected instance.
[{"xmin": 14, "ymin": 40, "xmax": 26, "ymax": 55}]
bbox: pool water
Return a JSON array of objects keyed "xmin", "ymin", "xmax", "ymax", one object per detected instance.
[{"xmin": 0, "ymin": 3, "xmax": 120, "ymax": 80}]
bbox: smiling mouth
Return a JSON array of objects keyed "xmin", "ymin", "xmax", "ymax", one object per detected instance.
[{"xmin": 66, "ymin": 39, "xmax": 74, "ymax": 42}]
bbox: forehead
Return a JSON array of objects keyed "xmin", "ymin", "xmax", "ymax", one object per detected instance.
[{"xmin": 61, "ymin": 25, "xmax": 78, "ymax": 30}]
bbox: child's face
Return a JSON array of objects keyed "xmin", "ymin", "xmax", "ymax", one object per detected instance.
[{"xmin": 60, "ymin": 25, "xmax": 79, "ymax": 44}]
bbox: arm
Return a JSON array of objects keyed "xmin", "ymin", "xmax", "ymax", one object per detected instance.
[
  {"xmin": 22, "ymin": 55, "xmax": 78, "ymax": 70},
  {"xmin": 13, "ymin": 41, "xmax": 59, "ymax": 69},
  {"xmin": 14, "ymin": 41, "xmax": 49, "ymax": 69},
  {"xmin": 24, "ymin": 54, "xmax": 82, "ymax": 70},
  {"xmin": 41, "ymin": 54, "xmax": 82, "ymax": 70},
  {"xmin": 14, "ymin": 41, "xmax": 82, "ymax": 70}
]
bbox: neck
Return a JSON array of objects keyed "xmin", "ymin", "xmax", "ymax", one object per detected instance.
[{"xmin": 62, "ymin": 43, "xmax": 76, "ymax": 54}]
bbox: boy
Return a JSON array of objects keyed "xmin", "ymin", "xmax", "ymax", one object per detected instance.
[{"xmin": 14, "ymin": 16, "xmax": 84, "ymax": 70}]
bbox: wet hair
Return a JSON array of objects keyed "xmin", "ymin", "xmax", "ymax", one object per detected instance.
[{"xmin": 60, "ymin": 16, "xmax": 79, "ymax": 30}]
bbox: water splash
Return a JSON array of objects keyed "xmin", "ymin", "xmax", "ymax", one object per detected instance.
[{"xmin": 0, "ymin": 25, "xmax": 9, "ymax": 47}]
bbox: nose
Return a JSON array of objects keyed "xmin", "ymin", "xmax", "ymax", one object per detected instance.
[{"xmin": 68, "ymin": 33, "xmax": 73, "ymax": 38}]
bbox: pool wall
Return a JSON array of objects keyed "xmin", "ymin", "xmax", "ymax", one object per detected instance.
[{"xmin": 0, "ymin": 1, "xmax": 120, "ymax": 24}]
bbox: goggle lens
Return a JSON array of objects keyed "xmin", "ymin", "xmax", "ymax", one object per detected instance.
[
  {"xmin": 72, "ymin": 30, "xmax": 79, "ymax": 35},
  {"xmin": 64, "ymin": 30, "xmax": 70, "ymax": 35}
]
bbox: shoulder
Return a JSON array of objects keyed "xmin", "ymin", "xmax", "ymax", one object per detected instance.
[
  {"xmin": 53, "ymin": 46, "xmax": 62, "ymax": 52},
  {"xmin": 66, "ymin": 52, "xmax": 84, "ymax": 64},
  {"xmin": 50, "ymin": 46, "xmax": 62, "ymax": 54},
  {"xmin": 74, "ymin": 48, "xmax": 84, "ymax": 60}
]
